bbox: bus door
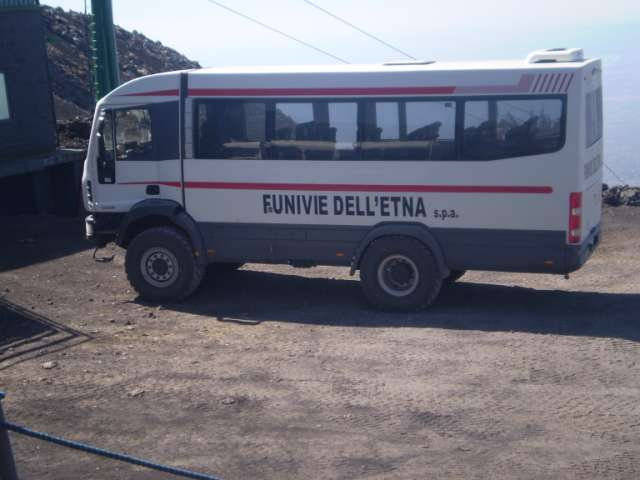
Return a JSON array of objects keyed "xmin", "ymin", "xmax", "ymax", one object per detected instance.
[{"xmin": 94, "ymin": 102, "xmax": 183, "ymax": 211}]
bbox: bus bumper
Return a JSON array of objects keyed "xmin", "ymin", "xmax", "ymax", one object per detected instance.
[
  {"xmin": 565, "ymin": 223, "xmax": 601, "ymax": 273},
  {"xmin": 85, "ymin": 213, "xmax": 121, "ymax": 247}
]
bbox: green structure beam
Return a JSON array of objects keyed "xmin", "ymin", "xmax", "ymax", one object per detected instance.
[{"xmin": 91, "ymin": 0, "xmax": 120, "ymax": 101}]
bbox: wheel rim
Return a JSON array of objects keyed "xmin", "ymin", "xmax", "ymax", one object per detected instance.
[
  {"xmin": 140, "ymin": 247, "xmax": 179, "ymax": 288},
  {"xmin": 377, "ymin": 254, "xmax": 420, "ymax": 297}
]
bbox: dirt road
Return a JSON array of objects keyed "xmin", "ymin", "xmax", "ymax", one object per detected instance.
[{"xmin": 1, "ymin": 206, "xmax": 639, "ymax": 479}]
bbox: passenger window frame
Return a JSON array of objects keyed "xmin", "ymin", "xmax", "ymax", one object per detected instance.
[
  {"xmin": 460, "ymin": 94, "xmax": 567, "ymax": 161},
  {"xmin": 271, "ymin": 99, "xmax": 359, "ymax": 161},
  {"xmin": 359, "ymin": 98, "xmax": 458, "ymax": 161},
  {"xmin": 585, "ymin": 87, "xmax": 603, "ymax": 148},
  {"xmin": 192, "ymin": 94, "xmax": 567, "ymax": 162},
  {"xmin": 193, "ymin": 99, "xmax": 269, "ymax": 160}
]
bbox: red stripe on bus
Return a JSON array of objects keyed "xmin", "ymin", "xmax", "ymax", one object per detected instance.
[
  {"xmin": 538, "ymin": 74, "xmax": 549, "ymax": 93},
  {"xmin": 119, "ymin": 181, "xmax": 552, "ymax": 194},
  {"xmin": 564, "ymin": 74, "xmax": 574, "ymax": 92},
  {"xmin": 546, "ymin": 74, "xmax": 555, "ymax": 92},
  {"xmin": 188, "ymin": 86, "xmax": 456, "ymax": 96},
  {"xmin": 541, "ymin": 74, "xmax": 550, "ymax": 92},
  {"xmin": 119, "ymin": 181, "xmax": 183, "ymax": 187},
  {"xmin": 531, "ymin": 75, "xmax": 541, "ymax": 92},
  {"xmin": 120, "ymin": 75, "xmax": 548, "ymax": 98},
  {"xmin": 556, "ymin": 73, "xmax": 568, "ymax": 93},
  {"xmin": 454, "ymin": 74, "xmax": 534, "ymax": 94},
  {"xmin": 122, "ymin": 89, "xmax": 180, "ymax": 97}
]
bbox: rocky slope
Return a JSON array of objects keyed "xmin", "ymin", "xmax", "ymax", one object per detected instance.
[
  {"xmin": 42, "ymin": 5, "xmax": 200, "ymax": 121},
  {"xmin": 602, "ymin": 184, "xmax": 640, "ymax": 207}
]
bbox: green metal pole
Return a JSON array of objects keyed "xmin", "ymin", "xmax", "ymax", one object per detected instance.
[{"xmin": 90, "ymin": 0, "xmax": 120, "ymax": 101}]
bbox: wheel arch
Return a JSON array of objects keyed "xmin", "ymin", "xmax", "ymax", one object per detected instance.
[
  {"xmin": 351, "ymin": 223, "xmax": 449, "ymax": 278},
  {"xmin": 117, "ymin": 199, "xmax": 207, "ymax": 266}
]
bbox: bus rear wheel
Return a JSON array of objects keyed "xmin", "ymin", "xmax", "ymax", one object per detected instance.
[
  {"xmin": 360, "ymin": 236, "xmax": 442, "ymax": 311},
  {"xmin": 125, "ymin": 226, "xmax": 204, "ymax": 302}
]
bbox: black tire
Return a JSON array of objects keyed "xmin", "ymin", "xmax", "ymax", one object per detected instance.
[
  {"xmin": 206, "ymin": 262, "xmax": 244, "ymax": 275},
  {"xmin": 445, "ymin": 269, "xmax": 466, "ymax": 284},
  {"xmin": 360, "ymin": 236, "xmax": 442, "ymax": 311},
  {"xmin": 125, "ymin": 226, "xmax": 204, "ymax": 302}
]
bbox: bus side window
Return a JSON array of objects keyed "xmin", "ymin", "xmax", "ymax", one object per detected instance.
[
  {"xmin": 115, "ymin": 108, "xmax": 153, "ymax": 161},
  {"xmin": 463, "ymin": 98, "xmax": 564, "ymax": 160},
  {"xmin": 405, "ymin": 101, "xmax": 456, "ymax": 160},
  {"xmin": 97, "ymin": 110, "xmax": 115, "ymax": 184},
  {"xmin": 361, "ymin": 100, "xmax": 456, "ymax": 161},
  {"xmin": 463, "ymin": 101, "xmax": 498, "ymax": 160},
  {"xmin": 196, "ymin": 100, "xmax": 266, "ymax": 159},
  {"xmin": 361, "ymin": 101, "xmax": 401, "ymax": 160},
  {"xmin": 271, "ymin": 101, "xmax": 357, "ymax": 160},
  {"xmin": 328, "ymin": 102, "xmax": 357, "ymax": 160},
  {"xmin": 585, "ymin": 86, "xmax": 603, "ymax": 147},
  {"xmin": 274, "ymin": 102, "xmax": 315, "ymax": 160}
]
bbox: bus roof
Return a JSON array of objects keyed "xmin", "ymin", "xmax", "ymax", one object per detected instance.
[
  {"xmin": 190, "ymin": 58, "xmax": 594, "ymax": 76},
  {"xmin": 103, "ymin": 49, "xmax": 599, "ymax": 103}
]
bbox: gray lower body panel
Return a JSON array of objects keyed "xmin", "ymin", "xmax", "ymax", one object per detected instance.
[
  {"xmin": 198, "ymin": 222, "xmax": 597, "ymax": 274},
  {"xmin": 199, "ymin": 223, "xmax": 368, "ymax": 266},
  {"xmin": 432, "ymin": 228, "xmax": 567, "ymax": 273}
]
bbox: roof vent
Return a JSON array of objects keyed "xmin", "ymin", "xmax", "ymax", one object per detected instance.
[
  {"xmin": 383, "ymin": 60, "xmax": 435, "ymax": 66},
  {"xmin": 526, "ymin": 48, "xmax": 584, "ymax": 64}
]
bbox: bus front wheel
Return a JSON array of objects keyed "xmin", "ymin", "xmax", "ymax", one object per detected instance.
[
  {"xmin": 360, "ymin": 236, "xmax": 442, "ymax": 311},
  {"xmin": 125, "ymin": 226, "xmax": 204, "ymax": 302}
]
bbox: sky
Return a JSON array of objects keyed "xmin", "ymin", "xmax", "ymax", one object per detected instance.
[{"xmin": 43, "ymin": 0, "xmax": 639, "ymax": 67}]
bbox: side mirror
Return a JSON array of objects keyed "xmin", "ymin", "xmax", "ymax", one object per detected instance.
[
  {"xmin": 97, "ymin": 111, "xmax": 115, "ymax": 184},
  {"xmin": 97, "ymin": 130, "xmax": 106, "ymax": 157}
]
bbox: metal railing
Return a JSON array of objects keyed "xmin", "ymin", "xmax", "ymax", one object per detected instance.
[{"xmin": 0, "ymin": 391, "xmax": 222, "ymax": 480}]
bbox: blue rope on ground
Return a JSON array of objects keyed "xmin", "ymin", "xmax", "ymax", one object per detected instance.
[{"xmin": 0, "ymin": 419, "xmax": 221, "ymax": 480}]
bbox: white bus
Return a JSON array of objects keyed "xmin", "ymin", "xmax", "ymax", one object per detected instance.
[{"xmin": 83, "ymin": 48, "xmax": 603, "ymax": 310}]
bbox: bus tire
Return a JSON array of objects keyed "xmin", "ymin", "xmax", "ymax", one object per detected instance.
[
  {"xmin": 445, "ymin": 269, "xmax": 466, "ymax": 284},
  {"xmin": 125, "ymin": 226, "xmax": 204, "ymax": 302},
  {"xmin": 360, "ymin": 236, "xmax": 442, "ymax": 311}
]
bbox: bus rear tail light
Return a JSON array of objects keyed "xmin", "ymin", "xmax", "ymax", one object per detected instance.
[{"xmin": 568, "ymin": 192, "xmax": 582, "ymax": 244}]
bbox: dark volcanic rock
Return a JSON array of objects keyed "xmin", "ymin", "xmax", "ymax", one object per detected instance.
[
  {"xmin": 56, "ymin": 117, "xmax": 92, "ymax": 149},
  {"xmin": 602, "ymin": 185, "xmax": 640, "ymax": 207},
  {"xmin": 42, "ymin": 6, "xmax": 200, "ymax": 125}
]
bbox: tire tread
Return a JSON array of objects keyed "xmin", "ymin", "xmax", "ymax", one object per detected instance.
[
  {"xmin": 360, "ymin": 235, "xmax": 442, "ymax": 311},
  {"xmin": 125, "ymin": 226, "xmax": 204, "ymax": 302}
]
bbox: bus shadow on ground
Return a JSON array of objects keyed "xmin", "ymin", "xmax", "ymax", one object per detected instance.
[
  {"xmin": 0, "ymin": 298, "xmax": 91, "ymax": 370},
  {"xmin": 164, "ymin": 269, "xmax": 640, "ymax": 342},
  {"xmin": 0, "ymin": 216, "xmax": 90, "ymax": 273}
]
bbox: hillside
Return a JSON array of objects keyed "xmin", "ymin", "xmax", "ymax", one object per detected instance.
[{"xmin": 42, "ymin": 5, "xmax": 200, "ymax": 120}]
